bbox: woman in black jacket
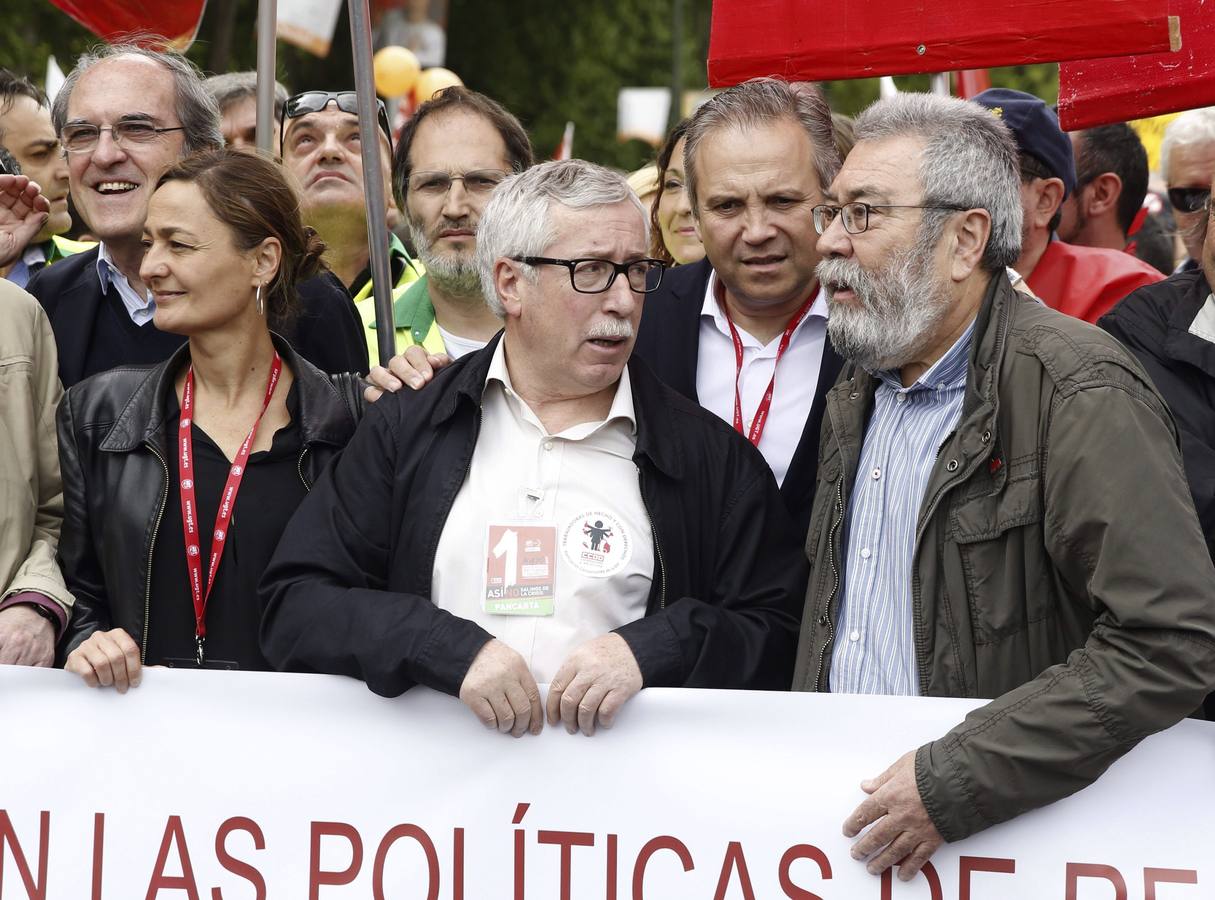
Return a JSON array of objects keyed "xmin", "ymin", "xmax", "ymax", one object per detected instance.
[{"xmin": 58, "ymin": 149, "xmax": 361, "ymax": 688}]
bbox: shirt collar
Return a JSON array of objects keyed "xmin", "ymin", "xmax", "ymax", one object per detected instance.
[
  {"xmin": 876, "ymin": 317, "xmax": 976, "ymax": 394},
  {"xmin": 484, "ymin": 337, "xmax": 637, "ymax": 436},
  {"xmin": 701, "ymin": 268, "xmax": 827, "ymax": 346}
]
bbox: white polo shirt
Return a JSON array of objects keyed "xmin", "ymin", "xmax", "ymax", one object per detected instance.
[
  {"xmin": 696, "ymin": 271, "xmax": 829, "ymax": 486},
  {"xmin": 431, "ymin": 340, "xmax": 654, "ymax": 682}
]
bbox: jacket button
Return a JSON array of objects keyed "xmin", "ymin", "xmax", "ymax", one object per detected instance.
[
  {"xmin": 946, "ymin": 459, "xmax": 959, "ymax": 472},
  {"xmin": 981, "ymin": 430, "xmax": 991, "ymax": 443},
  {"xmin": 849, "ymin": 392, "xmax": 859, "ymax": 400}
]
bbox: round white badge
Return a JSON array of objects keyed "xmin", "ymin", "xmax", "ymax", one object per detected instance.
[{"xmin": 562, "ymin": 511, "xmax": 631, "ymax": 578}]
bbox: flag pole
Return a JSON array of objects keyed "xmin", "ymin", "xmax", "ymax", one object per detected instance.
[
  {"xmin": 255, "ymin": 0, "xmax": 278, "ymax": 156},
  {"xmin": 348, "ymin": 0, "xmax": 397, "ymax": 367}
]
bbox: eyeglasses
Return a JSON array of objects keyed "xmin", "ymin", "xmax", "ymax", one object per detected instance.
[
  {"xmin": 1167, "ymin": 186, "xmax": 1210, "ymax": 214},
  {"xmin": 511, "ymin": 256, "xmax": 667, "ymax": 294},
  {"xmin": 812, "ymin": 202, "xmax": 968, "ymax": 235},
  {"xmin": 408, "ymin": 169, "xmax": 509, "ymax": 197},
  {"xmin": 60, "ymin": 122, "xmax": 185, "ymax": 154},
  {"xmin": 281, "ymin": 91, "xmax": 393, "ymax": 153}
]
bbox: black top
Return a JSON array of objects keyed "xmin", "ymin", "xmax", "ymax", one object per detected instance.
[
  {"xmin": 27, "ymin": 247, "xmax": 370, "ymax": 385},
  {"xmin": 145, "ymin": 382, "xmax": 307, "ymax": 670}
]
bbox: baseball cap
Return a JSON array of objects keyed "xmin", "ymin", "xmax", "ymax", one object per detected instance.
[{"xmin": 972, "ymin": 88, "xmax": 1077, "ymax": 198}]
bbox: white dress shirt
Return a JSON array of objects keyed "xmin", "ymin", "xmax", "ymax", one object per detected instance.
[
  {"xmin": 696, "ymin": 270, "xmax": 829, "ymax": 486},
  {"xmin": 96, "ymin": 242, "xmax": 155, "ymax": 326},
  {"xmin": 431, "ymin": 340, "xmax": 654, "ymax": 682}
]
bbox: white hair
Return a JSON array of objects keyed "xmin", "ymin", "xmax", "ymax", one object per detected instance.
[
  {"xmin": 475, "ymin": 159, "xmax": 648, "ymax": 318},
  {"xmin": 1160, "ymin": 108, "xmax": 1215, "ymax": 179},
  {"xmin": 852, "ymin": 92, "xmax": 1023, "ymax": 271}
]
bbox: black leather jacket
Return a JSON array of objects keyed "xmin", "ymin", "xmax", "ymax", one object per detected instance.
[{"xmin": 56, "ymin": 335, "xmax": 360, "ymax": 662}]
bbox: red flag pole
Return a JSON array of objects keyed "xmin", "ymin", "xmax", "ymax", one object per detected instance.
[{"xmin": 255, "ymin": 0, "xmax": 278, "ymax": 157}]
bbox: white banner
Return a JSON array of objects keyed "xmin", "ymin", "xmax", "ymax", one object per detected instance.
[{"xmin": 0, "ymin": 666, "xmax": 1211, "ymax": 899}]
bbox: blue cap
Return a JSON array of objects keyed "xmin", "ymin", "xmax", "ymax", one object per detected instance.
[{"xmin": 972, "ymin": 88, "xmax": 1076, "ymax": 198}]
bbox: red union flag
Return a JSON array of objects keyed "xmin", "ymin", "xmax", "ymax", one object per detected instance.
[
  {"xmin": 708, "ymin": 0, "xmax": 1172, "ymax": 86},
  {"xmin": 1059, "ymin": 0, "xmax": 1215, "ymax": 131},
  {"xmin": 48, "ymin": 0, "xmax": 208, "ymax": 49}
]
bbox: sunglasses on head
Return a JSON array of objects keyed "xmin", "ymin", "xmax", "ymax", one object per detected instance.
[
  {"xmin": 1167, "ymin": 186, "xmax": 1210, "ymax": 214},
  {"xmin": 281, "ymin": 90, "xmax": 393, "ymax": 153}
]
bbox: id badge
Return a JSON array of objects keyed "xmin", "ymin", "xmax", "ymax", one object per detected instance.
[
  {"xmin": 163, "ymin": 658, "xmax": 239, "ymax": 670},
  {"xmin": 484, "ymin": 523, "xmax": 557, "ymax": 616}
]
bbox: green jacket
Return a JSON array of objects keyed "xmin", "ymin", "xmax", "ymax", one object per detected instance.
[{"xmin": 792, "ymin": 272, "xmax": 1215, "ymax": 842}]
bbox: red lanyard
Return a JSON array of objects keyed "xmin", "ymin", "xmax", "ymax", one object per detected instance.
[
  {"xmin": 720, "ymin": 291, "xmax": 816, "ymax": 447},
  {"xmin": 177, "ymin": 353, "xmax": 282, "ymax": 665}
]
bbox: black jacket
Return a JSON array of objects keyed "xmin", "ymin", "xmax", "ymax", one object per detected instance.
[
  {"xmin": 632, "ymin": 258, "xmax": 845, "ymax": 534},
  {"xmin": 27, "ymin": 247, "xmax": 370, "ymax": 386},
  {"xmin": 259, "ymin": 334, "xmax": 808, "ymax": 697},
  {"xmin": 1101, "ymin": 269, "xmax": 1215, "ymax": 561},
  {"xmin": 56, "ymin": 335, "xmax": 361, "ymax": 662}
]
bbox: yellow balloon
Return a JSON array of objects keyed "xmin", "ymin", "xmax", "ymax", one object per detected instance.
[
  {"xmin": 413, "ymin": 67, "xmax": 463, "ymax": 104},
  {"xmin": 373, "ymin": 46, "xmax": 421, "ymax": 97}
]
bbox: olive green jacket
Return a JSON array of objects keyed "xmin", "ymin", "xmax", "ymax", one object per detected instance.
[{"xmin": 792, "ymin": 272, "xmax": 1215, "ymax": 842}]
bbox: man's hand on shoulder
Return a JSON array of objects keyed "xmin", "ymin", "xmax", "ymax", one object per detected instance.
[
  {"xmin": 363, "ymin": 345, "xmax": 453, "ymax": 402},
  {"xmin": 547, "ymin": 633, "xmax": 643, "ymax": 737},
  {"xmin": 0, "ymin": 604, "xmax": 55, "ymax": 667},
  {"xmin": 843, "ymin": 750, "xmax": 943, "ymax": 881},
  {"xmin": 459, "ymin": 639, "xmax": 543, "ymax": 737}
]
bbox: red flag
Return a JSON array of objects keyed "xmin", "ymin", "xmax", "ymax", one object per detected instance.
[
  {"xmin": 48, "ymin": 0, "xmax": 208, "ymax": 49},
  {"xmin": 1059, "ymin": 0, "xmax": 1213, "ymax": 130},
  {"xmin": 708, "ymin": 0, "xmax": 1171, "ymax": 86},
  {"xmin": 955, "ymin": 70, "xmax": 992, "ymax": 99}
]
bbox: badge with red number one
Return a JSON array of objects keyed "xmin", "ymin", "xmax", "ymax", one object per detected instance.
[{"xmin": 484, "ymin": 524, "xmax": 557, "ymax": 616}]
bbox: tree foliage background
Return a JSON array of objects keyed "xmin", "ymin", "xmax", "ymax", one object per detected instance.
[{"xmin": 3, "ymin": 0, "xmax": 1058, "ymax": 170}]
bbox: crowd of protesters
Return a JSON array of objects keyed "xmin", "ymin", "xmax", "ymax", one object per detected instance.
[{"xmin": 3, "ymin": 43, "xmax": 1215, "ymax": 882}]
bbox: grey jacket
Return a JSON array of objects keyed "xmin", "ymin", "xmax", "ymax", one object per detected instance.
[{"xmin": 792, "ymin": 272, "xmax": 1215, "ymax": 842}]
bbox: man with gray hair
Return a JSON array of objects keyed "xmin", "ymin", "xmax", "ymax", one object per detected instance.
[
  {"xmin": 1160, "ymin": 107, "xmax": 1215, "ymax": 272},
  {"xmin": 25, "ymin": 45, "xmax": 367, "ymax": 385},
  {"xmin": 261, "ymin": 159, "xmax": 807, "ymax": 737},
  {"xmin": 203, "ymin": 70, "xmax": 289, "ymax": 152},
  {"xmin": 794, "ymin": 92, "xmax": 1215, "ymax": 879}
]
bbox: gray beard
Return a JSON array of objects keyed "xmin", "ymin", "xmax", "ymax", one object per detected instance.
[
  {"xmin": 408, "ymin": 219, "xmax": 483, "ymax": 298},
  {"xmin": 818, "ymin": 236, "xmax": 953, "ymax": 373}
]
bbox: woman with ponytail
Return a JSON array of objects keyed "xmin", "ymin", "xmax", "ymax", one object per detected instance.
[{"xmin": 57, "ymin": 149, "xmax": 362, "ymax": 687}]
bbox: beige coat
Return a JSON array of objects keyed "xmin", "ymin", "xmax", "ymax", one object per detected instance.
[{"xmin": 0, "ymin": 279, "xmax": 71, "ymax": 613}]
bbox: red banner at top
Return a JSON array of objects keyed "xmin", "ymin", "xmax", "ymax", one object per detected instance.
[
  {"xmin": 1059, "ymin": 0, "xmax": 1215, "ymax": 131},
  {"xmin": 708, "ymin": 0, "xmax": 1172, "ymax": 86},
  {"xmin": 48, "ymin": 0, "xmax": 208, "ymax": 50}
]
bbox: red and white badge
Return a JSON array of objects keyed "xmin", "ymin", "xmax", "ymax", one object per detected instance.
[
  {"xmin": 561, "ymin": 510, "xmax": 631, "ymax": 578},
  {"xmin": 484, "ymin": 524, "xmax": 557, "ymax": 616}
]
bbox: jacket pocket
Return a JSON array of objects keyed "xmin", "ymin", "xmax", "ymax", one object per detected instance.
[{"xmin": 946, "ymin": 472, "xmax": 1051, "ymax": 643}]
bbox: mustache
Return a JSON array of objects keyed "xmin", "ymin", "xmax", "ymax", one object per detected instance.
[
  {"xmin": 816, "ymin": 257, "xmax": 873, "ymax": 299},
  {"xmin": 586, "ymin": 318, "xmax": 634, "ymax": 340}
]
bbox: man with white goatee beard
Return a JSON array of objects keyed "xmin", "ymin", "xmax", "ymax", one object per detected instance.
[{"xmin": 261, "ymin": 159, "xmax": 808, "ymax": 740}]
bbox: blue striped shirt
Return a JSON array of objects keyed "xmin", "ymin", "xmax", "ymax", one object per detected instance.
[{"xmin": 829, "ymin": 320, "xmax": 975, "ymax": 695}]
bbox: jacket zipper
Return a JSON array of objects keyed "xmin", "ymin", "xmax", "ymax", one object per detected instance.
[
  {"xmin": 637, "ymin": 466, "xmax": 667, "ymax": 610},
  {"xmin": 297, "ymin": 446, "xmax": 311, "ymax": 490},
  {"xmin": 812, "ymin": 477, "xmax": 846, "ymax": 691},
  {"xmin": 142, "ymin": 441, "xmax": 171, "ymax": 664}
]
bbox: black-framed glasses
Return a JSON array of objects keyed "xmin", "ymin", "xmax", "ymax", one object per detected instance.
[
  {"xmin": 812, "ymin": 202, "xmax": 968, "ymax": 236},
  {"xmin": 1167, "ymin": 186, "xmax": 1210, "ymax": 214},
  {"xmin": 280, "ymin": 90, "xmax": 393, "ymax": 153},
  {"xmin": 408, "ymin": 169, "xmax": 508, "ymax": 197},
  {"xmin": 61, "ymin": 122, "xmax": 185, "ymax": 154},
  {"xmin": 511, "ymin": 256, "xmax": 667, "ymax": 293}
]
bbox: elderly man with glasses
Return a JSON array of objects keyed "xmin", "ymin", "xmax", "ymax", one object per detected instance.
[
  {"xmin": 24, "ymin": 49, "xmax": 368, "ymax": 385},
  {"xmin": 261, "ymin": 159, "xmax": 807, "ymax": 738},
  {"xmin": 281, "ymin": 89, "xmax": 421, "ymax": 312},
  {"xmin": 794, "ymin": 91, "xmax": 1215, "ymax": 881}
]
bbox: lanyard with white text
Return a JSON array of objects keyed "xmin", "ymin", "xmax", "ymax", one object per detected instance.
[
  {"xmin": 720, "ymin": 292, "xmax": 815, "ymax": 447},
  {"xmin": 178, "ymin": 353, "xmax": 282, "ymax": 665}
]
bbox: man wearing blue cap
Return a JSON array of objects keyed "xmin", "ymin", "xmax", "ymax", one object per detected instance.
[{"xmin": 972, "ymin": 88, "xmax": 1161, "ymax": 323}]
